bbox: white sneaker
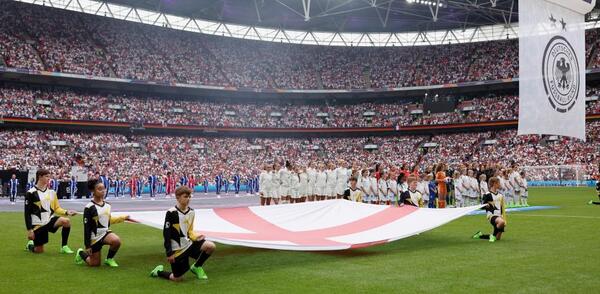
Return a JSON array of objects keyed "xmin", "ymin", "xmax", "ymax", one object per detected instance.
[
  {"xmin": 151, "ymin": 198, "xmax": 155, "ymax": 201},
  {"xmin": 11, "ymin": 202, "xmax": 16, "ymax": 205}
]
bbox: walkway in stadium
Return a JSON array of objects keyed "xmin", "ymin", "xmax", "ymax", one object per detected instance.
[{"xmin": 0, "ymin": 193, "xmax": 260, "ymax": 213}]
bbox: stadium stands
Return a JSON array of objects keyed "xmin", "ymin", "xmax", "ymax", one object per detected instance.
[
  {"xmin": 2, "ymin": 85, "xmax": 599, "ymax": 128},
  {"xmin": 1, "ymin": 121, "xmax": 598, "ymax": 182},
  {"xmin": 1, "ymin": 1, "xmax": 600, "ymax": 90},
  {"xmin": 0, "ymin": 1, "xmax": 598, "ymax": 185}
]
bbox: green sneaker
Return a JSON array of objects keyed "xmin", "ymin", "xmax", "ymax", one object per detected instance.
[
  {"xmin": 190, "ymin": 265, "xmax": 208, "ymax": 280},
  {"xmin": 60, "ymin": 245, "xmax": 74, "ymax": 254},
  {"xmin": 25, "ymin": 240, "xmax": 34, "ymax": 252},
  {"xmin": 472, "ymin": 231, "xmax": 483, "ymax": 239},
  {"xmin": 104, "ymin": 258, "xmax": 119, "ymax": 267},
  {"xmin": 489, "ymin": 235, "xmax": 497, "ymax": 243},
  {"xmin": 150, "ymin": 265, "xmax": 164, "ymax": 277},
  {"xmin": 75, "ymin": 248, "xmax": 84, "ymax": 265}
]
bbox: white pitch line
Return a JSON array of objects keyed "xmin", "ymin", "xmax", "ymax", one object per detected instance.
[{"xmin": 511, "ymin": 214, "xmax": 600, "ymax": 219}]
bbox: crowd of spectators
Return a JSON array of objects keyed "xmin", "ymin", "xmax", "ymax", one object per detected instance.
[
  {"xmin": 2, "ymin": 85, "xmax": 599, "ymax": 128},
  {"xmin": 0, "ymin": 3, "xmax": 44, "ymax": 70},
  {"xmin": 2, "ymin": 1, "xmax": 600, "ymax": 90},
  {"xmin": 1, "ymin": 121, "xmax": 598, "ymax": 184}
]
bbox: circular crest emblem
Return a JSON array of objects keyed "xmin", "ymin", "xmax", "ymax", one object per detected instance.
[{"xmin": 542, "ymin": 36, "xmax": 580, "ymax": 113}]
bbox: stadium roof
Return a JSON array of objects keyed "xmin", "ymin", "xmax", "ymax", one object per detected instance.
[
  {"xmin": 103, "ymin": 0, "xmax": 520, "ymax": 33},
  {"xmin": 15, "ymin": 0, "xmax": 600, "ymax": 46}
]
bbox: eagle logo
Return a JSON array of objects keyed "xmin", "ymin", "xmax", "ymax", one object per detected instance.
[
  {"xmin": 555, "ymin": 58, "xmax": 571, "ymax": 90},
  {"xmin": 542, "ymin": 36, "xmax": 580, "ymax": 113}
]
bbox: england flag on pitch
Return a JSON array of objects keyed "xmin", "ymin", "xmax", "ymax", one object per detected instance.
[
  {"xmin": 124, "ymin": 200, "xmax": 481, "ymax": 251},
  {"xmin": 518, "ymin": 0, "xmax": 596, "ymax": 140}
]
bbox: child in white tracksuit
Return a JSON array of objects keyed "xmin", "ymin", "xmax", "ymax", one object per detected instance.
[{"xmin": 453, "ymin": 172, "xmax": 465, "ymax": 207}]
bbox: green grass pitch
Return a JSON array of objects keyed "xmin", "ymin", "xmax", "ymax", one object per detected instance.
[{"xmin": 1, "ymin": 187, "xmax": 598, "ymax": 293}]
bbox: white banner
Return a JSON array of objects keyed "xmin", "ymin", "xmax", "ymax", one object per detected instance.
[
  {"xmin": 545, "ymin": 0, "xmax": 596, "ymax": 14},
  {"xmin": 518, "ymin": 0, "xmax": 595, "ymax": 140}
]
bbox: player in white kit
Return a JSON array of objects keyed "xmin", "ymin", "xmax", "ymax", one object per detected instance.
[
  {"xmin": 325, "ymin": 162, "xmax": 337, "ymax": 200},
  {"xmin": 315, "ymin": 164, "xmax": 328, "ymax": 201},
  {"xmin": 359, "ymin": 169, "xmax": 371, "ymax": 204},
  {"xmin": 509, "ymin": 168, "xmax": 522, "ymax": 207},
  {"xmin": 460, "ymin": 169, "xmax": 469, "ymax": 206},
  {"xmin": 259, "ymin": 164, "xmax": 273, "ymax": 206},
  {"xmin": 279, "ymin": 161, "xmax": 292, "ymax": 204},
  {"xmin": 307, "ymin": 163, "xmax": 317, "ymax": 202},
  {"xmin": 467, "ymin": 170, "xmax": 479, "ymax": 206},
  {"xmin": 369, "ymin": 169, "xmax": 378, "ymax": 204},
  {"xmin": 271, "ymin": 162, "xmax": 281, "ymax": 205},
  {"xmin": 453, "ymin": 172, "xmax": 465, "ymax": 207},
  {"xmin": 519, "ymin": 171, "xmax": 529, "ymax": 206},
  {"xmin": 479, "ymin": 174, "xmax": 489, "ymax": 202},
  {"xmin": 335, "ymin": 160, "xmax": 350, "ymax": 199},
  {"xmin": 298, "ymin": 165, "xmax": 308, "ymax": 203},
  {"xmin": 290, "ymin": 166, "xmax": 300, "ymax": 204},
  {"xmin": 502, "ymin": 169, "xmax": 515, "ymax": 208},
  {"xmin": 497, "ymin": 171, "xmax": 508, "ymax": 207},
  {"xmin": 378, "ymin": 171, "xmax": 389, "ymax": 205}
]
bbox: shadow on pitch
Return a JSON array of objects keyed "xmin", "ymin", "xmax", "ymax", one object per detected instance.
[
  {"xmin": 115, "ymin": 233, "xmax": 481, "ymax": 277},
  {"xmin": 314, "ymin": 233, "xmax": 476, "ymax": 258}
]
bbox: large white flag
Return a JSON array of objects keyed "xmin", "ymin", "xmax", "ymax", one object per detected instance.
[
  {"xmin": 125, "ymin": 200, "xmax": 482, "ymax": 251},
  {"xmin": 518, "ymin": 0, "xmax": 595, "ymax": 140}
]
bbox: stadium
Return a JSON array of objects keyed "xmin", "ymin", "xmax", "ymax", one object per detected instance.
[{"xmin": 0, "ymin": 0, "xmax": 599, "ymax": 292}]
